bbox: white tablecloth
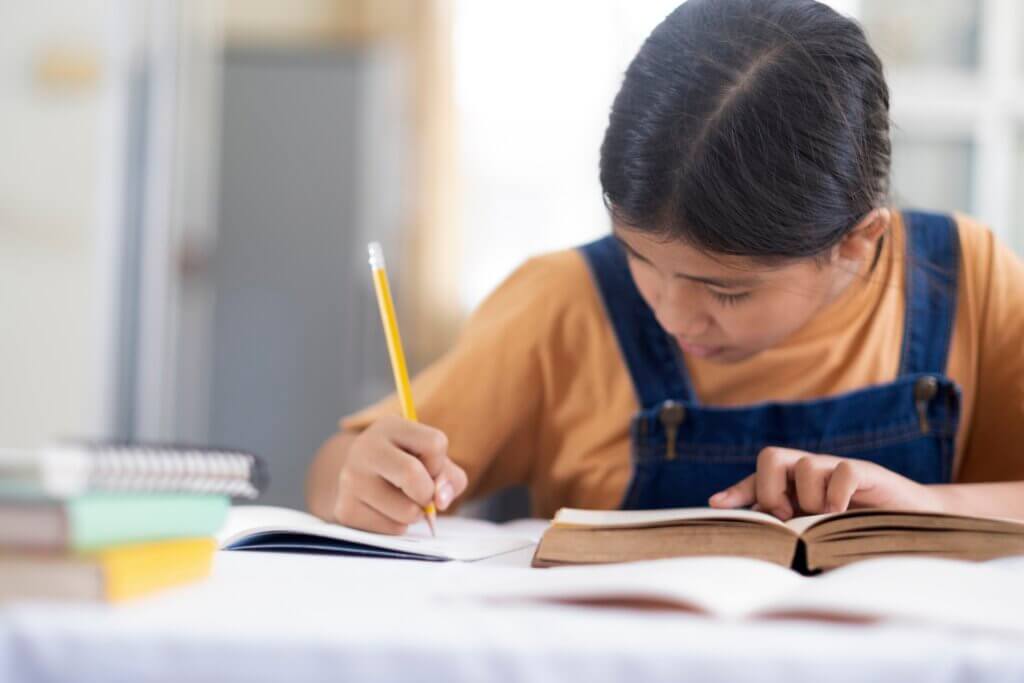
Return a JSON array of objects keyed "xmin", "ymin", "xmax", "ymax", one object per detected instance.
[{"xmin": 2, "ymin": 547, "xmax": 1024, "ymax": 683}]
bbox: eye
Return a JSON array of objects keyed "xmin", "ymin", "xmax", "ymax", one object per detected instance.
[
  {"xmin": 709, "ymin": 290, "xmax": 751, "ymax": 307},
  {"xmin": 623, "ymin": 250, "xmax": 656, "ymax": 270}
]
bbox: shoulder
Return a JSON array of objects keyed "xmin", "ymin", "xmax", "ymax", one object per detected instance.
[
  {"xmin": 952, "ymin": 211, "xmax": 996, "ymax": 266},
  {"xmin": 464, "ymin": 248, "xmax": 604, "ymax": 341},
  {"xmin": 903, "ymin": 210, "xmax": 1017, "ymax": 297},
  {"xmin": 944, "ymin": 213, "xmax": 1024, "ymax": 345},
  {"xmin": 950, "ymin": 212, "xmax": 1022, "ymax": 301},
  {"xmin": 493, "ymin": 249, "xmax": 595, "ymax": 303}
]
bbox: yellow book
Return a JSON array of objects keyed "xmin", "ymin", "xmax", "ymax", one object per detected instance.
[{"xmin": 0, "ymin": 537, "xmax": 216, "ymax": 602}]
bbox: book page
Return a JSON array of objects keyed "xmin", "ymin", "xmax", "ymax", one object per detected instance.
[
  {"xmin": 756, "ymin": 556, "xmax": 1024, "ymax": 634},
  {"xmin": 217, "ymin": 505, "xmax": 536, "ymax": 561},
  {"xmin": 553, "ymin": 506, "xmax": 790, "ymax": 530},
  {"xmin": 445, "ymin": 556, "xmax": 803, "ymax": 617},
  {"xmin": 782, "ymin": 512, "xmax": 838, "ymax": 535}
]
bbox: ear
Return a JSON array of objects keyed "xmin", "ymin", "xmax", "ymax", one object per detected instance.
[{"xmin": 835, "ymin": 208, "xmax": 891, "ymax": 262}]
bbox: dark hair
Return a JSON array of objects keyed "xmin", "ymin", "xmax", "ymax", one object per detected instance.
[{"xmin": 599, "ymin": 0, "xmax": 891, "ymax": 261}]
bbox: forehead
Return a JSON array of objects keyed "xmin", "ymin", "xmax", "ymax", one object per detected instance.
[{"xmin": 612, "ymin": 226, "xmax": 794, "ymax": 283}]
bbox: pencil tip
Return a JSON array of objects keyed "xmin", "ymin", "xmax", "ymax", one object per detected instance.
[{"xmin": 426, "ymin": 514, "xmax": 437, "ymax": 537}]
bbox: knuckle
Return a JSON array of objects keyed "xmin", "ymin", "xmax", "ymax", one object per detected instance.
[
  {"xmin": 794, "ymin": 456, "xmax": 815, "ymax": 477},
  {"xmin": 834, "ymin": 460, "xmax": 855, "ymax": 477},
  {"xmin": 400, "ymin": 460, "xmax": 421, "ymax": 486},
  {"xmin": 758, "ymin": 447, "xmax": 786, "ymax": 469},
  {"xmin": 353, "ymin": 431, "xmax": 383, "ymax": 458},
  {"xmin": 431, "ymin": 430, "xmax": 449, "ymax": 455},
  {"xmin": 399, "ymin": 466, "xmax": 430, "ymax": 501},
  {"xmin": 372, "ymin": 415, "xmax": 405, "ymax": 437}
]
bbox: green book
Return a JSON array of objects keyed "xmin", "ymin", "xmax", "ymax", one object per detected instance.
[{"xmin": 0, "ymin": 493, "xmax": 230, "ymax": 551}]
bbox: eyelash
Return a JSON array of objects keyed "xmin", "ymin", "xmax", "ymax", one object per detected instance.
[
  {"xmin": 710, "ymin": 291, "xmax": 751, "ymax": 307},
  {"xmin": 622, "ymin": 248, "xmax": 752, "ymax": 306}
]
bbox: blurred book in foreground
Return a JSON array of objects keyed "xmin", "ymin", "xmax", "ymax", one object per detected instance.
[
  {"xmin": 0, "ymin": 442, "xmax": 265, "ymax": 602},
  {"xmin": 0, "ymin": 537, "xmax": 216, "ymax": 602}
]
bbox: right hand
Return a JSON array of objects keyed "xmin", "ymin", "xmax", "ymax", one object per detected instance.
[{"xmin": 333, "ymin": 416, "xmax": 468, "ymax": 534}]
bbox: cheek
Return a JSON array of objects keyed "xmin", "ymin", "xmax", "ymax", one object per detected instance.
[{"xmin": 731, "ymin": 290, "xmax": 822, "ymax": 346}]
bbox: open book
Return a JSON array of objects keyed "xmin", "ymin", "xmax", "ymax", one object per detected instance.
[
  {"xmin": 218, "ymin": 505, "xmax": 538, "ymax": 562},
  {"xmin": 449, "ymin": 555, "xmax": 1024, "ymax": 634},
  {"xmin": 533, "ymin": 507, "xmax": 1024, "ymax": 572}
]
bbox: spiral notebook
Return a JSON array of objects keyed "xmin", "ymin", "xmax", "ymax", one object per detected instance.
[{"xmin": 0, "ymin": 442, "xmax": 267, "ymax": 500}]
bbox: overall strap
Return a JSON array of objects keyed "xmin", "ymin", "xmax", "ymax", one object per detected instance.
[
  {"xmin": 580, "ymin": 236, "xmax": 695, "ymax": 408},
  {"xmin": 899, "ymin": 211, "xmax": 961, "ymax": 375}
]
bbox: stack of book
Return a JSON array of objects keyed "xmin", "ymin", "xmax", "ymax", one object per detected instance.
[{"xmin": 0, "ymin": 442, "xmax": 266, "ymax": 602}]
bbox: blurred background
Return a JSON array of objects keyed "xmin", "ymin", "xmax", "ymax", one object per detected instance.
[{"xmin": 2, "ymin": 0, "xmax": 1022, "ymax": 509}]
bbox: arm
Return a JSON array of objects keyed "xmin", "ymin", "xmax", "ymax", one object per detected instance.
[
  {"xmin": 934, "ymin": 482, "xmax": 1024, "ymax": 519},
  {"xmin": 306, "ymin": 255, "xmax": 567, "ymax": 532}
]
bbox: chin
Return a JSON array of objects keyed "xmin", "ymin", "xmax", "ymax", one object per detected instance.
[{"xmin": 707, "ymin": 346, "xmax": 761, "ymax": 364}]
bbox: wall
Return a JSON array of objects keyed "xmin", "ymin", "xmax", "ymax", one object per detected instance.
[{"xmin": 0, "ymin": 1, "xmax": 113, "ymax": 446}]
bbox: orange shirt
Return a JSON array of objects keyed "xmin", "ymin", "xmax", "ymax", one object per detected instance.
[{"xmin": 342, "ymin": 213, "xmax": 1024, "ymax": 517}]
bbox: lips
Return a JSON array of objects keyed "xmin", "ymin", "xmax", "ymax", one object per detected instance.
[{"xmin": 676, "ymin": 338, "xmax": 725, "ymax": 358}]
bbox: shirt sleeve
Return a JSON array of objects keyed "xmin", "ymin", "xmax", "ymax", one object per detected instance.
[
  {"xmin": 339, "ymin": 254, "xmax": 574, "ymax": 504},
  {"xmin": 957, "ymin": 224, "xmax": 1024, "ymax": 482}
]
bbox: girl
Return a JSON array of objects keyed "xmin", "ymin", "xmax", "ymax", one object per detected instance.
[{"xmin": 307, "ymin": 0, "xmax": 1024, "ymax": 533}]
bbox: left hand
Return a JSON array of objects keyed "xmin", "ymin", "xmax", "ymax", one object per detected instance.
[{"xmin": 708, "ymin": 447, "xmax": 945, "ymax": 520}]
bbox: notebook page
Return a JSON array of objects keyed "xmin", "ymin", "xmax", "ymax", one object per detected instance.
[
  {"xmin": 218, "ymin": 505, "xmax": 535, "ymax": 561},
  {"xmin": 406, "ymin": 516, "xmax": 550, "ymax": 542},
  {"xmin": 553, "ymin": 506, "xmax": 789, "ymax": 529}
]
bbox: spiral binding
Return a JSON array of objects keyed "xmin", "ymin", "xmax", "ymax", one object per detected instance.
[{"xmin": 64, "ymin": 442, "xmax": 267, "ymax": 499}]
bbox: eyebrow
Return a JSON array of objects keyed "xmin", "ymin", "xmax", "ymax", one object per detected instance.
[{"xmin": 613, "ymin": 235, "xmax": 760, "ymax": 289}]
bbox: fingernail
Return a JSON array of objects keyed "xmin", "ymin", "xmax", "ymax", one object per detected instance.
[
  {"xmin": 436, "ymin": 481, "xmax": 454, "ymax": 510},
  {"xmin": 709, "ymin": 491, "xmax": 727, "ymax": 505}
]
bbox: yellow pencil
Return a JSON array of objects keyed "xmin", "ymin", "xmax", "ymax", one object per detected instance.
[{"xmin": 367, "ymin": 242, "xmax": 437, "ymax": 536}]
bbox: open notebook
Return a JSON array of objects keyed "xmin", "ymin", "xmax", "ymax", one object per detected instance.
[
  {"xmin": 218, "ymin": 505, "xmax": 538, "ymax": 562},
  {"xmin": 534, "ymin": 506, "xmax": 1024, "ymax": 572}
]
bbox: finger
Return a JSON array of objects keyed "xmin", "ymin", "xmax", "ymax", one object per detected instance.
[
  {"xmin": 793, "ymin": 456, "xmax": 834, "ymax": 515},
  {"xmin": 434, "ymin": 460, "xmax": 469, "ymax": 511},
  {"xmin": 370, "ymin": 443, "xmax": 436, "ymax": 506},
  {"xmin": 709, "ymin": 473, "xmax": 756, "ymax": 508},
  {"xmin": 358, "ymin": 475, "xmax": 425, "ymax": 526},
  {"xmin": 755, "ymin": 447, "xmax": 802, "ymax": 520},
  {"xmin": 334, "ymin": 496, "xmax": 408, "ymax": 535},
  {"xmin": 825, "ymin": 461, "xmax": 861, "ymax": 513},
  {"xmin": 376, "ymin": 416, "xmax": 450, "ymax": 478}
]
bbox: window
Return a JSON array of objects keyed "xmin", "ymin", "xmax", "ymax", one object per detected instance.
[{"xmin": 452, "ymin": 0, "xmax": 1024, "ymax": 313}]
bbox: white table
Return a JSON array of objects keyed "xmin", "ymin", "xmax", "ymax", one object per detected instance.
[{"xmin": 3, "ymin": 547, "xmax": 1024, "ymax": 683}]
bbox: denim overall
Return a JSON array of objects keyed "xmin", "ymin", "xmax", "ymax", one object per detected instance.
[{"xmin": 580, "ymin": 211, "xmax": 962, "ymax": 509}]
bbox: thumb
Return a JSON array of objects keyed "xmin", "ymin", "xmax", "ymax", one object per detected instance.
[
  {"xmin": 709, "ymin": 473, "xmax": 756, "ymax": 509},
  {"xmin": 434, "ymin": 459, "xmax": 468, "ymax": 511}
]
